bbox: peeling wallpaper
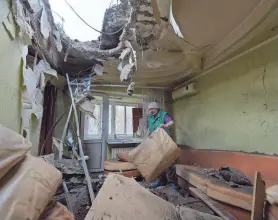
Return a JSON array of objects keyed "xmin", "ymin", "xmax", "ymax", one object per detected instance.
[{"xmin": 173, "ymin": 39, "xmax": 278, "ymax": 154}]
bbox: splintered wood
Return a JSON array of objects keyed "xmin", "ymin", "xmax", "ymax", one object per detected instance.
[{"xmin": 251, "ymin": 171, "xmax": 266, "ymax": 220}]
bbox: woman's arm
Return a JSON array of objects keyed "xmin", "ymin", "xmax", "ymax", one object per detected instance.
[{"xmin": 160, "ymin": 120, "xmax": 174, "ymax": 128}]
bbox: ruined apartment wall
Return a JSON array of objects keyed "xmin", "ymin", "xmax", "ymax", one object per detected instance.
[
  {"xmin": 0, "ymin": 1, "xmax": 22, "ymax": 133},
  {"xmin": 173, "ymin": 39, "xmax": 278, "ymax": 154}
]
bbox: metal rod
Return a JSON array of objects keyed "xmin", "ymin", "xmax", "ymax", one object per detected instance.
[
  {"xmin": 66, "ymin": 73, "xmax": 95, "ymax": 202},
  {"xmin": 62, "ymin": 181, "xmax": 74, "ymax": 213},
  {"xmin": 59, "ymin": 105, "xmax": 73, "ymax": 159}
]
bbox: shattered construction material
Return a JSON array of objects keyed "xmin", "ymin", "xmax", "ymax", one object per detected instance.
[
  {"xmin": 149, "ymin": 184, "xmax": 214, "ymax": 215},
  {"xmin": 0, "ymin": 124, "xmax": 31, "ymax": 179},
  {"xmin": 0, "ymin": 154, "xmax": 62, "ymax": 220},
  {"xmin": 205, "ymin": 166, "xmax": 253, "ymax": 187},
  {"xmin": 85, "ymin": 173, "xmax": 180, "ymax": 220},
  {"xmin": 176, "ymin": 164, "xmax": 253, "ymax": 211},
  {"xmin": 128, "ymin": 128, "xmax": 180, "ymax": 181},
  {"xmin": 54, "ymin": 159, "xmax": 84, "ymax": 175},
  {"xmin": 177, "ymin": 206, "xmax": 222, "ymax": 220}
]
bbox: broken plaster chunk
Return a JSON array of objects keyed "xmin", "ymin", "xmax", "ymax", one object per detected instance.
[
  {"xmin": 54, "ymin": 159, "xmax": 84, "ymax": 175},
  {"xmin": 12, "ymin": 0, "xmax": 34, "ymax": 43},
  {"xmin": 119, "ymin": 48, "xmax": 131, "ymax": 61},
  {"xmin": 40, "ymin": 7, "xmax": 51, "ymax": 39},
  {"xmin": 120, "ymin": 63, "xmax": 135, "ymax": 82},
  {"xmin": 34, "ymin": 60, "xmax": 57, "ymax": 91}
]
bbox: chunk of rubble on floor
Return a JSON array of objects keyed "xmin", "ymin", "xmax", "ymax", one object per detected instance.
[
  {"xmin": 177, "ymin": 206, "xmax": 222, "ymax": 220},
  {"xmin": 85, "ymin": 173, "xmax": 180, "ymax": 220},
  {"xmin": 54, "ymin": 159, "xmax": 84, "ymax": 175},
  {"xmin": 147, "ymin": 183, "xmax": 214, "ymax": 215}
]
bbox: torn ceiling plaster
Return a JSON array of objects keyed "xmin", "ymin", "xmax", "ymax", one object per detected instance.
[{"xmin": 10, "ymin": 0, "xmax": 275, "ymax": 89}]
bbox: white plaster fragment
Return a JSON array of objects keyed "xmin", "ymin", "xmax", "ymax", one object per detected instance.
[
  {"xmin": 12, "ymin": 0, "xmax": 34, "ymax": 43},
  {"xmin": 53, "ymin": 30, "xmax": 63, "ymax": 52},
  {"xmin": 169, "ymin": 0, "xmax": 183, "ymax": 39},
  {"xmin": 40, "ymin": 7, "xmax": 51, "ymax": 39},
  {"xmin": 27, "ymin": 0, "xmax": 42, "ymax": 13},
  {"xmin": 34, "ymin": 60, "xmax": 57, "ymax": 91}
]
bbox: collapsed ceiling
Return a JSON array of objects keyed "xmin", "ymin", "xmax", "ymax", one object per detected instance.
[{"xmin": 12, "ymin": 0, "xmax": 278, "ymax": 89}]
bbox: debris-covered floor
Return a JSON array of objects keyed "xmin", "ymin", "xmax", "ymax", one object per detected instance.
[{"xmin": 53, "ymin": 157, "xmax": 254, "ymax": 219}]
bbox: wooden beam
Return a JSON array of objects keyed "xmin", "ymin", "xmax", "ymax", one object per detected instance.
[{"xmin": 251, "ymin": 171, "xmax": 266, "ymax": 220}]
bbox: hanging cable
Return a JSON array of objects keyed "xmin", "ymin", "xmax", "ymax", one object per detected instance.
[{"xmin": 64, "ymin": 0, "xmax": 125, "ymax": 35}]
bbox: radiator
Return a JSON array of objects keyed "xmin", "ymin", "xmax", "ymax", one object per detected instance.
[{"xmin": 111, "ymin": 147, "xmax": 136, "ymax": 159}]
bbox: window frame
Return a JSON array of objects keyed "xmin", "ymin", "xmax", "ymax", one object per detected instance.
[{"xmin": 109, "ymin": 102, "xmax": 138, "ymax": 139}]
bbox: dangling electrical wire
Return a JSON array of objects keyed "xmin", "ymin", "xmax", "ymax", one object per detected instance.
[{"xmin": 64, "ymin": 0, "xmax": 125, "ymax": 35}]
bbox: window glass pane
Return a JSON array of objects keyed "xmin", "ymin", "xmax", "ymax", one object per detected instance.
[
  {"xmin": 109, "ymin": 105, "xmax": 112, "ymax": 134},
  {"xmin": 87, "ymin": 104, "xmax": 101, "ymax": 136},
  {"xmin": 115, "ymin": 105, "xmax": 125, "ymax": 134},
  {"xmin": 126, "ymin": 106, "xmax": 133, "ymax": 135}
]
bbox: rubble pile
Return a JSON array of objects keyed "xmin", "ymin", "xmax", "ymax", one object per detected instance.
[{"xmin": 53, "ymin": 159, "xmax": 107, "ymax": 220}]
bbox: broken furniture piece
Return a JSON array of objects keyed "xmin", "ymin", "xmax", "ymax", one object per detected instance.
[
  {"xmin": 104, "ymin": 159, "xmax": 141, "ymax": 178},
  {"xmin": 122, "ymin": 128, "xmax": 180, "ymax": 182},
  {"xmin": 176, "ymin": 164, "xmax": 253, "ymax": 211}
]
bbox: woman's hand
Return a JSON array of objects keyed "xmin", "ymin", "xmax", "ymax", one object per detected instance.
[{"xmin": 160, "ymin": 124, "xmax": 166, "ymax": 128}]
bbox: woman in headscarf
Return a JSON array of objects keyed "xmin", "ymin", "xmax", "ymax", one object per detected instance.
[{"xmin": 147, "ymin": 101, "xmax": 177, "ymax": 189}]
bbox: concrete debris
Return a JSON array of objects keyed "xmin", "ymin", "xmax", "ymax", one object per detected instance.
[
  {"xmin": 148, "ymin": 184, "xmax": 214, "ymax": 215},
  {"xmin": 177, "ymin": 206, "xmax": 222, "ymax": 220},
  {"xmin": 204, "ymin": 166, "xmax": 253, "ymax": 187},
  {"xmin": 100, "ymin": 0, "xmax": 131, "ymax": 50},
  {"xmin": 54, "ymin": 159, "xmax": 84, "ymax": 175}
]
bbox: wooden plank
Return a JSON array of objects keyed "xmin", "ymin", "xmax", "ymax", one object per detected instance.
[
  {"xmin": 251, "ymin": 171, "xmax": 266, "ymax": 220},
  {"xmin": 190, "ymin": 187, "xmax": 237, "ymax": 220}
]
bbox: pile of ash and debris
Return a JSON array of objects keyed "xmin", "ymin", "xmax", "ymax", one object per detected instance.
[{"xmin": 53, "ymin": 159, "xmax": 217, "ymax": 219}]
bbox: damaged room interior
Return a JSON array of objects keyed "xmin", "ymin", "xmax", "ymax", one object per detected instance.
[{"xmin": 1, "ymin": 0, "xmax": 278, "ymax": 219}]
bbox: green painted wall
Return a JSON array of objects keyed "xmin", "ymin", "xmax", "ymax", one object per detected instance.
[
  {"xmin": 173, "ymin": 39, "xmax": 278, "ymax": 154},
  {"xmin": 0, "ymin": 0, "xmax": 22, "ymax": 133}
]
